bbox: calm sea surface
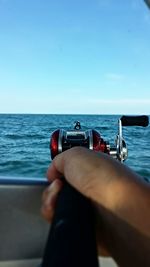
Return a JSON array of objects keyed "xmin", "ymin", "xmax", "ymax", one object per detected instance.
[{"xmin": 0, "ymin": 114, "xmax": 149, "ymax": 181}]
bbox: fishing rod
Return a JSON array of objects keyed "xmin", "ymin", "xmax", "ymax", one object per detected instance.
[{"xmin": 42, "ymin": 115, "xmax": 149, "ymax": 267}]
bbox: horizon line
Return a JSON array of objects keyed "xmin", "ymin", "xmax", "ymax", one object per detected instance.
[{"xmin": 0, "ymin": 112, "xmax": 149, "ymax": 116}]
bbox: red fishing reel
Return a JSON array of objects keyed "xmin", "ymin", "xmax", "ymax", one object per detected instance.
[
  {"xmin": 50, "ymin": 116, "xmax": 149, "ymax": 161},
  {"xmin": 50, "ymin": 121, "xmax": 109, "ymax": 159}
]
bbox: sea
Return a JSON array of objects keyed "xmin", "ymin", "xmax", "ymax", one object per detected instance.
[{"xmin": 0, "ymin": 114, "xmax": 149, "ymax": 181}]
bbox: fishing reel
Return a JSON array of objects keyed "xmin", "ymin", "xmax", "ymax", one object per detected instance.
[{"xmin": 50, "ymin": 115, "xmax": 149, "ymax": 162}]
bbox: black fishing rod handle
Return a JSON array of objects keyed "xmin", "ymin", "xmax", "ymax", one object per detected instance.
[
  {"xmin": 121, "ymin": 115, "xmax": 149, "ymax": 127},
  {"xmin": 42, "ymin": 180, "xmax": 99, "ymax": 267}
]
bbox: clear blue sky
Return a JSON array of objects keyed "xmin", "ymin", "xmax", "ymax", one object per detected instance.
[{"xmin": 0, "ymin": 0, "xmax": 150, "ymax": 114}]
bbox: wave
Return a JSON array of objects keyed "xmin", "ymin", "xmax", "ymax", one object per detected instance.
[{"xmin": 5, "ymin": 133, "xmax": 45, "ymax": 140}]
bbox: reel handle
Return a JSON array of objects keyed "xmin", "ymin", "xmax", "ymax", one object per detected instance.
[
  {"xmin": 42, "ymin": 180, "xmax": 99, "ymax": 267},
  {"xmin": 121, "ymin": 115, "xmax": 149, "ymax": 127}
]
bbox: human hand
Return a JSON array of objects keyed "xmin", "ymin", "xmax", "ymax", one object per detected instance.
[
  {"xmin": 41, "ymin": 147, "xmax": 119, "ymax": 222},
  {"xmin": 41, "ymin": 146, "xmax": 126, "ymax": 257},
  {"xmin": 41, "ymin": 147, "xmax": 150, "ymax": 266}
]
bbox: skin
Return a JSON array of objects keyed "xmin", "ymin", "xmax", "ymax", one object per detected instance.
[{"xmin": 41, "ymin": 147, "xmax": 150, "ymax": 267}]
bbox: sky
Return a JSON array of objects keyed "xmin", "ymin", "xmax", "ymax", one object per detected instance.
[{"xmin": 0, "ymin": 0, "xmax": 150, "ymax": 114}]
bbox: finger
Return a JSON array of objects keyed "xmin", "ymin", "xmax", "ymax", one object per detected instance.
[
  {"xmin": 47, "ymin": 147, "xmax": 104, "ymax": 198},
  {"xmin": 47, "ymin": 147, "xmax": 90, "ymax": 181},
  {"xmin": 41, "ymin": 180, "xmax": 63, "ymax": 222},
  {"xmin": 42, "ymin": 179, "xmax": 62, "ymax": 202},
  {"xmin": 47, "ymin": 147, "xmax": 88, "ymax": 183},
  {"xmin": 47, "ymin": 146, "xmax": 134, "ymax": 205},
  {"xmin": 47, "ymin": 154, "xmax": 63, "ymax": 182},
  {"xmin": 41, "ymin": 200, "xmax": 54, "ymax": 223},
  {"xmin": 42, "ymin": 179, "xmax": 63, "ymax": 208},
  {"xmin": 41, "ymin": 179, "xmax": 63, "ymax": 222}
]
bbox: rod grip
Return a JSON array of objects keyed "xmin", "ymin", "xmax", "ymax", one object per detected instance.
[
  {"xmin": 120, "ymin": 115, "xmax": 149, "ymax": 127},
  {"xmin": 42, "ymin": 181, "xmax": 99, "ymax": 267}
]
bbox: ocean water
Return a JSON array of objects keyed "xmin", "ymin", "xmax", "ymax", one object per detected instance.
[{"xmin": 0, "ymin": 114, "xmax": 149, "ymax": 181}]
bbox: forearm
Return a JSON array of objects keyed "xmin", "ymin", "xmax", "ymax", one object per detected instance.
[{"xmin": 95, "ymin": 173, "xmax": 150, "ymax": 267}]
